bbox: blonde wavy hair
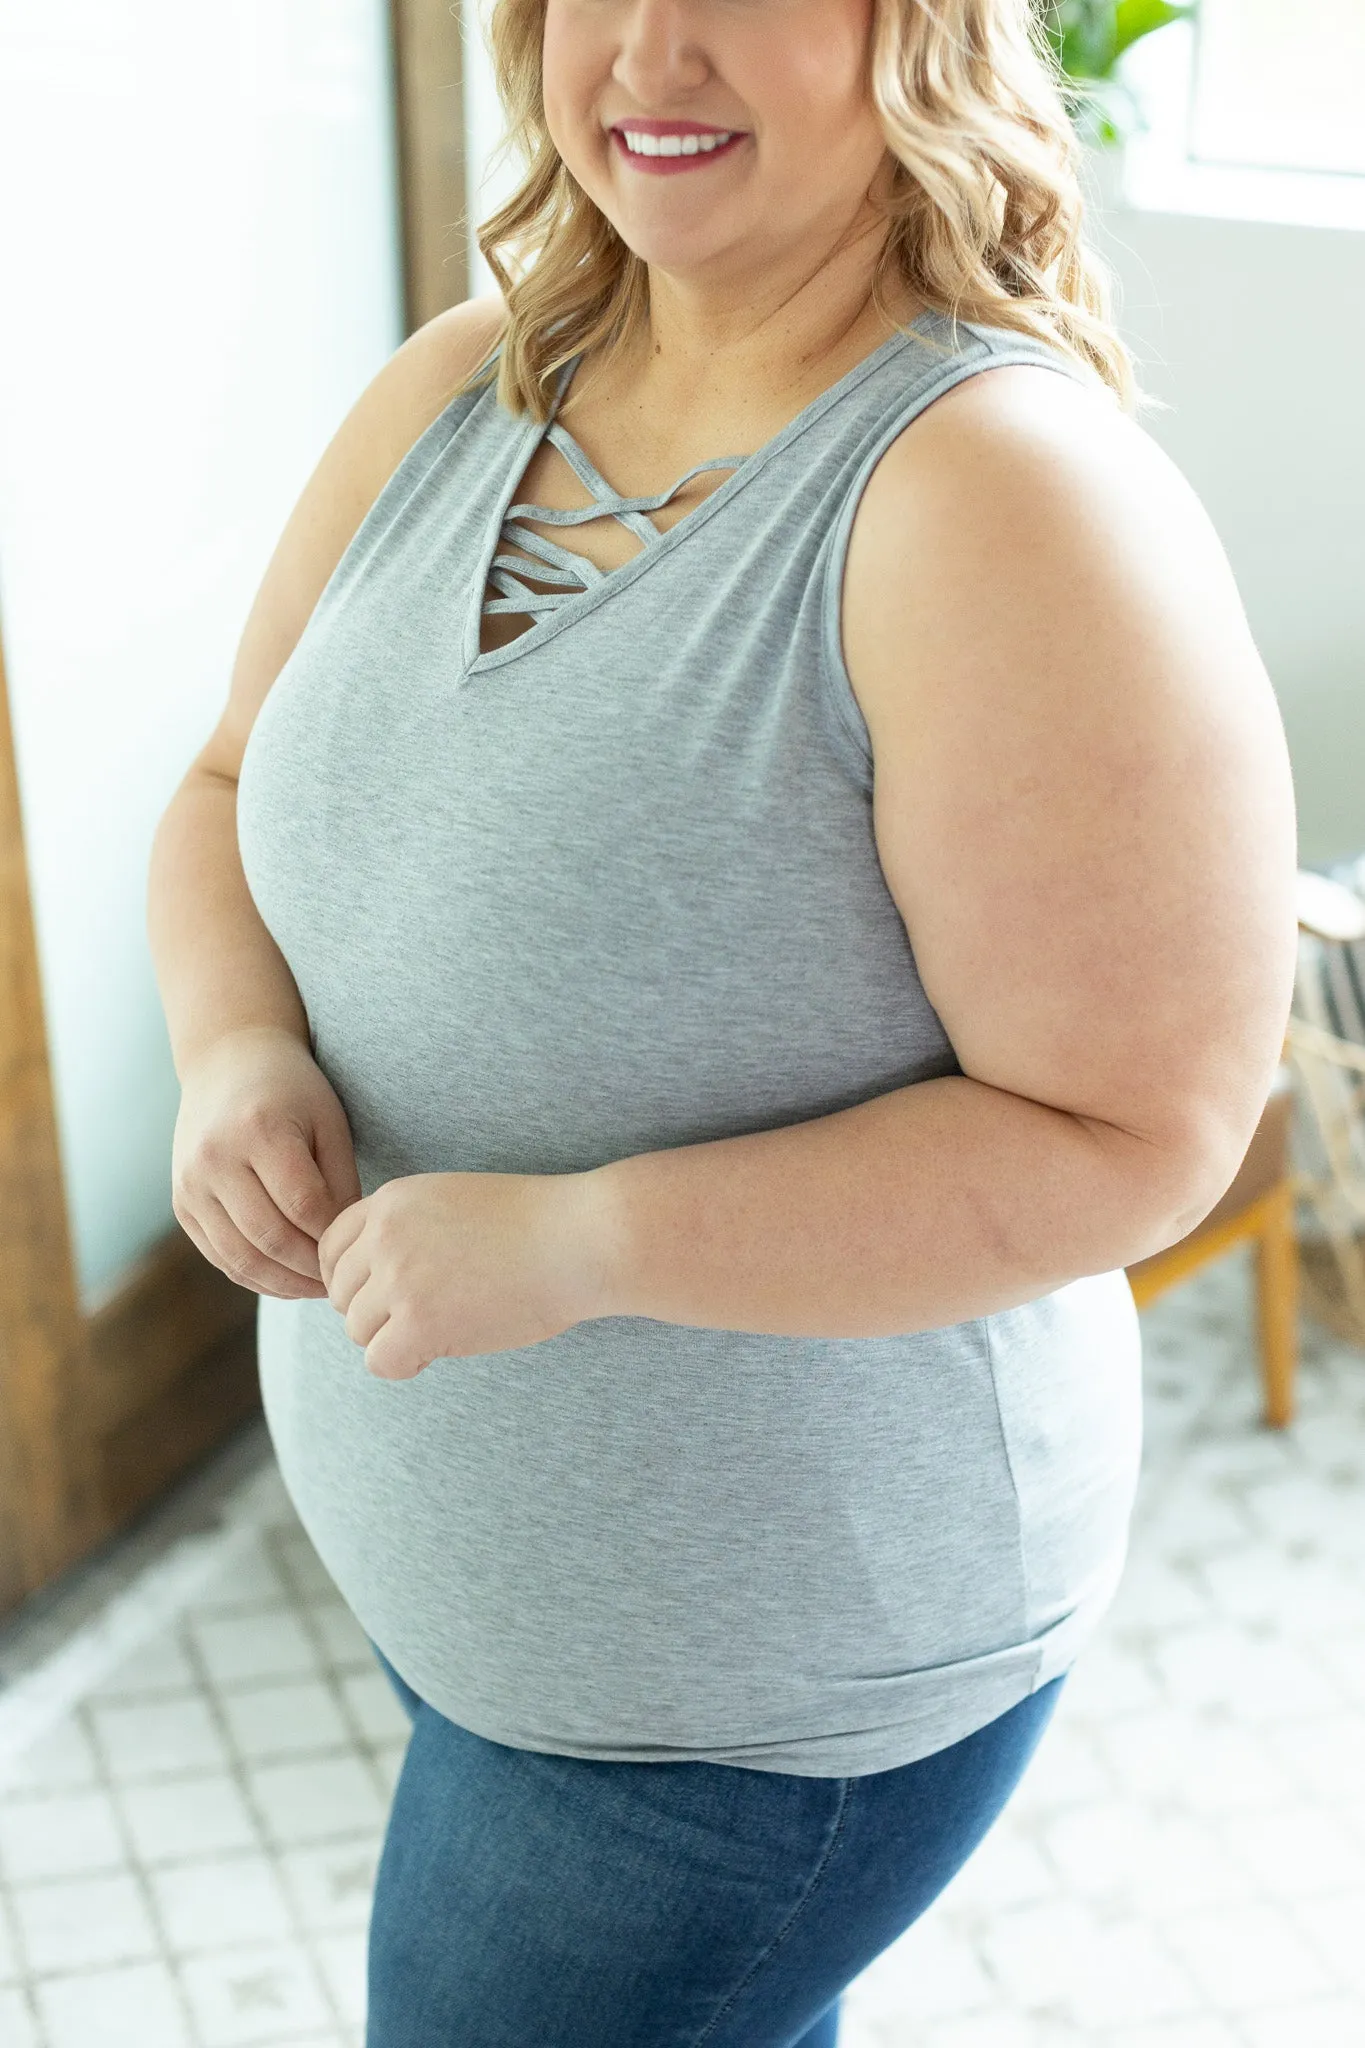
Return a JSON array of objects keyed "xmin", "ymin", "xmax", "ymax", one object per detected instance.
[{"xmin": 471, "ymin": 0, "xmax": 1141, "ymax": 419}]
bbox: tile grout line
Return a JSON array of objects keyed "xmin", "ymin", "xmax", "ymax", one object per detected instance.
[
  {"xmin": 276, "ymin": 1542, "xmax": 400, "ymax": 1808},
  {"xmin": 268, "ymin": 1520, "xmax": 400, "ymax": 2035},
  {"xmin": 0, "ymin": 1878, "xmax": 45, "ymax": 2042},
  {"xmin": 75, "ymin": 1661, "xmax": 208, "ymax": 2048},
  {"xmin": 1157, "ymin": 1318, "xmax": 1361, "ymax": 2019},
  {"xmin": 0, "ymin": 1522, "xmax": 268, "ymax": 1785},
  {"xmin": 2, "ymin": 1563, "xmax": 371, "ymax": 2032},
  {"xmin": 179, "ymin": 1555, "xmax": 353, "ymax": 2042},
  {"xmin": 934, "ymin": 1280, "xmax": 1360, "ymax": 2042}
]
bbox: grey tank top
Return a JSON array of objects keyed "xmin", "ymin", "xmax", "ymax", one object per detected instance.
[{"xmin": 237, "ymin": 308, "xmax": 1143, "ymax": 1777}]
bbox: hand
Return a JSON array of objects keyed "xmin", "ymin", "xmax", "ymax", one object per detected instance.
[
  {"xmin": 317, "ymin": 1169, "xmax": 608, "ymax": 1380},
  {"xmin": 172, "ymin": 1027, "xmax": 363, "ymax": 1299}
]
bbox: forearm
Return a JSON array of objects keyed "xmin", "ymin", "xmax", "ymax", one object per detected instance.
[
  {"xmin": 583, "ymin": 1075, "xmax": 1210, "ymax": 1337},
  {"xmin": 147, "ymin": 769, "xmax": 309, "ymax": 1080}
]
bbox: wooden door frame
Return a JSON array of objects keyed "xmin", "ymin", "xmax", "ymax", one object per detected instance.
[
  {"xmin": 389, "ymin": 0, "xmax": 471, "ymax": 332},
  {"xmin": 0, "ymin": 616, "xmax": 100, "ymax": 1608}
]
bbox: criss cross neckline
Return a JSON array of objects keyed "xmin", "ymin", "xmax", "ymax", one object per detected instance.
[
  {"xmin": 482, "ymin": 410, "xmax": 745, "ymax": 623},
  {"xmin": 465, "ymin": 317, "xmax": 939, "ymax": 674}
]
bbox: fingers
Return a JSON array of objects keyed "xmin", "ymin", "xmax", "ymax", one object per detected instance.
[
  {"xmin": 317, "ymin": 1196, "xmax": 365, "ymax": 1284},
  {"xmin": 175, "ymin": 1186, "xmax": 328, "ymax": 1299},
  {"xmin": 363, "ymin": 1315, "xmax": 428, "ymax": 1382},
  {"xmin": 311, "ymin": 1105, "xmax": 364, "ymax": 1214},
  {"xmin": 170, "ymin": 1047, "xmax": 365, "ymax": 1301},
  {"xmin": 221, "ymin": 1162, "xmax": 327, "ymax": 1282},
  {"xmin": 341, "ymin": 1278, "xmax": 387, "ymax": 1351},
  {"xmin": 323, "ymin": 1229, "xmax": 370, "ymax": 1312},
  {"xmin": 256, "ymin": 1124, "xmax": 356, "ymax": 1245}
]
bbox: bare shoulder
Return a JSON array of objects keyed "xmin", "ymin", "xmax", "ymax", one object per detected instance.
[
  {"xmin": 841, "ymin": 355, "xmax": 1298, "ymax": 1215},
  {"xmin": 198, "ymin": 294, "xmax": 507, "ymax": 784},
  {"xmin": 844, "ymin": 359, "xmax": 1248, "ymax": 720},
  {"xmin": 363, "ymin": 292, "xmax": 509, "ymax": 480},
  {"xmin": 841, "ymin": 354, "xmax": 1276, "ymax": 789}
]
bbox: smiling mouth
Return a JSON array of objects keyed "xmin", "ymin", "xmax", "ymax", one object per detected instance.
[{"xmin": 609, "ymin": 124, "xmax": 748, "ymax": 174}]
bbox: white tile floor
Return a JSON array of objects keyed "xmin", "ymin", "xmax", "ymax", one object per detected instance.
[{"xmin": 1, "ymin": 1245, "xmax": 1363, "ymax": 2046}]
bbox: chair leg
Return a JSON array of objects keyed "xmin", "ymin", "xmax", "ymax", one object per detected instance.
[{"xmin": 1255, "ymin": 1182, "xmax": 1299, "ymax": 1429}]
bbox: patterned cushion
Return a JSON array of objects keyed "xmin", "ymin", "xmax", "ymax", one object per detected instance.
[
  {"xmin": 1292, "ymin": 853, "xmax": 1365, "ymax": 1211},
  {"xmin": 1300, "ymin": 854, "xmax": 1365, "ymax": 1043}
]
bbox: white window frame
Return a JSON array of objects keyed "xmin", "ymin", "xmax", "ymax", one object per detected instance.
[{"xmin": 1116, "ymin": 17, "xmax": 1365, "ymax": 233}]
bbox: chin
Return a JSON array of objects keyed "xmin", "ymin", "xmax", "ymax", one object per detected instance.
[
  {"xmin": 617, "ymin": 232, "xmax": 726, "ymax": 273},
  {"xmin": 567, "ymin": 163, "xmax": 746, "ymax": 272},
  {"xmin": 597, "ymin": 204, "xmax": 747, "ymax": 279}
]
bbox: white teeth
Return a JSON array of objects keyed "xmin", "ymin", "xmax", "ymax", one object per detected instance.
[{"xmin": 620, "ymin": 129, "xmax": 734, "ymax": 158}]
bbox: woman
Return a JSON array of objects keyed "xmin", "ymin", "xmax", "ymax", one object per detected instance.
[{"xmin": 148, "ymin": 0, "xmax": 1297, "ymax": 2040}]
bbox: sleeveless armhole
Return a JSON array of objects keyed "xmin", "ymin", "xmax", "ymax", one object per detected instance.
[{"xmin": 818, "ymin": 335, "xmax": 1096, "ymax": 792}]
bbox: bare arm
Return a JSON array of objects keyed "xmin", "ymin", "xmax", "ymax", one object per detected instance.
[
  {"xmin": 578, "ymin": 366, "xmax": 1298, "ymax": 1335},
  {"xmin": 149, "ymin": 779, "xmax": 311, "ymax": 1081},
  {"xmin": 148, "ymin": 293, "xmax": 506, "ymax": 1079},
  {"xmin": 147, "ymin": 295, "xmax": 506, "ymax": 1292}
]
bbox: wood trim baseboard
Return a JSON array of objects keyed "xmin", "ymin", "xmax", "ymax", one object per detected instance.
[
  {"xmin": 95, "ymin": 1288, "xmax": 261, "ymax": 1530},
  {"xmin": 86, "ymin": 1231, "xmax": 261, "ymax": 1532},
  {"xmin": 85, "ymin": 1229, "xmax": 259, "ymax": 1441}
]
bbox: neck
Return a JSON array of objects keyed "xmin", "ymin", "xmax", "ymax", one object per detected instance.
[{"xmin": 587, "ymin": 192, "xmax": 920, "ymax": 427}]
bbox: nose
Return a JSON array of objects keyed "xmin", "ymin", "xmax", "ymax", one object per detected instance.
[{"xmin": 611, "ymin": 0, "xmax": 711, "ymax": 103}]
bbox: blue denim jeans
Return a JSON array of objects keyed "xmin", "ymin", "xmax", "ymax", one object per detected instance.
[{"xmin": 366, "ymin": 1649, "xmax": 1064, "ymax": 2047}]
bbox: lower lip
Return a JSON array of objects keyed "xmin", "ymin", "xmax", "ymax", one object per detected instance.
[{"xmin": 610, "ymin": 130, "xmax": 747, "ymax": 176}]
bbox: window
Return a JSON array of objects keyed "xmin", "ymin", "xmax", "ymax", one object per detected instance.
[
  {"xmin": 1119, "ymin": 7, "xmax": 1365, "ymax": 231},
  {"xmin": 1190, "ymin": 0, "xmax": 1365, "ymax": 179}
]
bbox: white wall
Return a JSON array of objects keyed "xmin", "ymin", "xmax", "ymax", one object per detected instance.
[
  {"xmin": 1093, "ymin": 203, "xmax": 1365, "ymax": 869},
  {"xmin": 0, "ymin": 0, "xmax": 402, "ymax": 1304}
]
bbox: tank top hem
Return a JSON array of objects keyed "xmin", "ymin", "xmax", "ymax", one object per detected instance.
[{"xmin": 356, "ymin": 1570, "xmax": 1119, "ymax": 1778}]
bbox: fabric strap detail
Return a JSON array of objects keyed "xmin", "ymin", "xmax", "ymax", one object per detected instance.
[{"xmin": 483, "ymin": 419, "xmax": 743, "ymax": 620}]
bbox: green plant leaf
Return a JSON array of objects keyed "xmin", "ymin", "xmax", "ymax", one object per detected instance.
[
  {"xmin": 1114, "ymin": 0, "xmax": 1197, "ymax": 60},
  {"xmin": 1040, "ymin": 0, "xmax": 1199, "ymax": 86},
  {"xmin": 1044, "ymin": 1, "xmax": 1118, "ymax": 80}
]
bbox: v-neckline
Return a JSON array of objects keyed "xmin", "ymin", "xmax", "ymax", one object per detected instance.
[{"xmin": 460, "ymin": 311, "xmax": 938, "ymax": 681}]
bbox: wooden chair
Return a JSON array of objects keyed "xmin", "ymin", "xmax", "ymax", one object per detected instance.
[
  {"xmin": 1125, "ymin": 1065, "xmax": 1298, "ymax": 1428},
  {"xmin": 1124, "ymin": 866, "xmax": 1365, "ymax": 1431},
  {"xmin": 1281, "ymin": 865, "xmax": 1365, "ymax": 1353}
]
